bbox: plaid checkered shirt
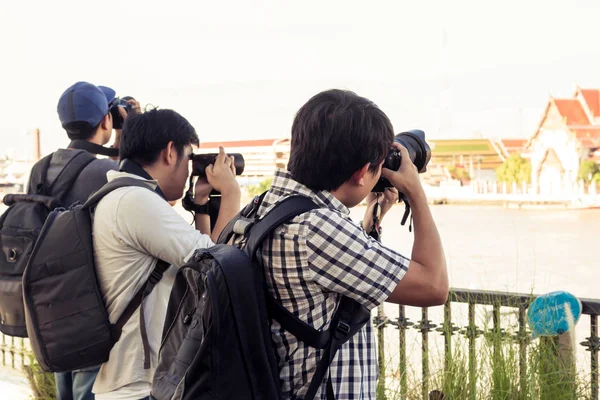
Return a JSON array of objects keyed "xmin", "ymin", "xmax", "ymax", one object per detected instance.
[{"xmin": 239, "ymin": 169, "xmax": 410, "ymax": 399}]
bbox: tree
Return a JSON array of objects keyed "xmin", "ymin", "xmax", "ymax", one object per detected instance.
[
  {"xmin": 496, "ymin": 154, "xmax": 532, "ymax": 184},
  {"xmin": 447, "ymin": 164, "xmax": 470, "ymax": 185},
  {"xmin": 577, "ymin": 160, "xmax": 600, "ymax": 184},
  {"xmin": 246, "ymin": 177, "xmax": 273, "ymax": 197}
]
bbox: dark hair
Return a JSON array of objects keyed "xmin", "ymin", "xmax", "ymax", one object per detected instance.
[
  {"xmin": 119, "ymin": 109, "xmax": 199, "ymax": 166},
  {"xmin": 65, "ymin": 121, "xmax": 100, "ymax": 141},
  {"xmin": 287, "ymin": 89, "xmax": 394, "ymax": 191}
]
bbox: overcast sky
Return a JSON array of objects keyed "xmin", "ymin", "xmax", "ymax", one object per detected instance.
[{"xmin": 1, "ymin": 0, "xmax": 599, "ymax": 158}]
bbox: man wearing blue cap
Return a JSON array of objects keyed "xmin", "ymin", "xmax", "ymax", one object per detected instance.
[
  {"xmin": 26, "ymin": 81, "xmax": 138, "ymax": 400},
  {"xmin": 27, "ymin": 81, "xmax": 138, "ymax": 205}
]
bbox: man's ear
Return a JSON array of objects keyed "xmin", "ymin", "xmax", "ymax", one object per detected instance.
[
  {"xmin": 99, "ymin": 113, "xmax": 111, "ymax": 131},
  {"xmin": 164, "ymin": 141, "xmax": 178, "ymax": 166},
  {"xmin": 351, "ymin": 163, "xmax": 370, "ymax": 187}
]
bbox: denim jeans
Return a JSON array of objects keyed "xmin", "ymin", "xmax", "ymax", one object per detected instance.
[{"xmin": 55, "ymin": 367, "xmax": 100, "ymax": 400}]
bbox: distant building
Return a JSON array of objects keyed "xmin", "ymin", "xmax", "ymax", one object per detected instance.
[
  {"xmin": 525, "ymin": 87, "xmax": 600, "ymax": 195},
  {"xmin": 198, "ymin": 137, "xmax": 521, "ymax": 184},
  {"xmin": 199, "ymin": 138, "xmax": 290, "ymax": 182},
  {"xmin": 427, "ymin": 138, "xmax": 523, "ymax": 181},
  {"xmin": 498, "ymin": 139, "xmax": 528, "ymax": 156}
]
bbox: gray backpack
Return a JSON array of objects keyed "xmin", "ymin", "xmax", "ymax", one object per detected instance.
[
  {"xmin": 0, "ymin": 151, "xmax": 95, "ymax": 337},
  {"xmin": 23, "ymin": 177, "xmax": 168, "ymax": 372}
]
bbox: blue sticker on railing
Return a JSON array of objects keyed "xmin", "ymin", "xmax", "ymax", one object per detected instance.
[{"xmin": 527, "ymin": 291, "xmax": 582, "ymax": 338}]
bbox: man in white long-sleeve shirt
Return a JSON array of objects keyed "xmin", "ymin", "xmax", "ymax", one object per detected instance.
[{"xmin": 90, "ymin": 109, "xmax": 241, "ymax": 400}]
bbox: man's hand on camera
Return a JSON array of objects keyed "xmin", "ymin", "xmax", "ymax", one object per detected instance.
[
  {"xmin": 365, "ymin": 187, "xmax": 399, "ymax": 215},
  {"xmin": 194, "ymin": 175, "xmax": 212, "ymax": 205},
  {"xmin": 117, "ymin": 99, "xmax": 142, "ymax": 120},
  {"xmin": 362, "ymin": 187, "xmax": 399, "ymax": 231},
  {"xmin": 380, "ymin": 143, "xmax": 423, "ymax": 199},
  {"xmin": 205, "ymin": 146, "xmax": 240, "ymax": 195}
]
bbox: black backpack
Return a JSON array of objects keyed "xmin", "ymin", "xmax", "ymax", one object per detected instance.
[
  {"xmin": 151, "ymin": 195, "xmax": 371, "ymax": 400},
  {"xmin": 0, "ymin": 151, "xmax": 95, "ymax": 337},
  {"xmin": 23, "ymin": 177, "xmax": 169, "ymax": 372}
]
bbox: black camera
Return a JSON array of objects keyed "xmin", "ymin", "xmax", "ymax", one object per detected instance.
[
  {"xmin": 183, "ymin": 153, "xmax": 245, "ymax": 230},
  {"xmin": 109, "ymin": 96, "xmax": 135, "ymax": 130},
  {"xmin": 190, "ymin": 153, "xmax": 245, "ymax": 177},
  {"xmin": 372, "ymin": 129, "xmax": 431, "ymax": 192}
]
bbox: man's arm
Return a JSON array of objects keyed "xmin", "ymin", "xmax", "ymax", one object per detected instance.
[
  {"xmin": 194, "ymin": 210, "xmax": 211, "ymax": 235},
  {"xmin": 306, "ymin": 208, "xmax": 410, "ymax": 311},
  {"xmin": 379, "ymin": 144, "xmax": 449, "ymax": 307},
  {"xmin": 191, "ymin": 195, "xmax": 239, "ymax": 242},
  {"xmin": 385, "ymin": 186, "xmax": 448, "ymax": 306},
  {"xmin": 114, "ymin": 188, "xmax": 213, "ymax": 268}
]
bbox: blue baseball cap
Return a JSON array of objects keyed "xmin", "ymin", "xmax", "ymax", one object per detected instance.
[{"xmin": 57, "ymin": 81, "xmax": 116, "ymax": 136}]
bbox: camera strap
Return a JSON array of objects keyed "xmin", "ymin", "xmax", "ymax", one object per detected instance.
[
  {"xmin": 368, "ymin": 194, "xmax": 382, "ymax": 240},
  {"xmin": 118, "ymin": 159, "xmax": 167, "ymax": 201},
  {"xmin": 68, "ymin": 140, "xmax": 119, "ymax": 158},
  {"xmin": 400, "ymin": 194, "xmax": 413, "ymax": 232}
]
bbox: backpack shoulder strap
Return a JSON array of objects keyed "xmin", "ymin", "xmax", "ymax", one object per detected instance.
[
  {"xmin": 47, "ymin": 151, "xmax": 97, "ymax": 200},
  {"xmin": 302, "ymin": 296, "xmax": 371, "ymax": 400},
  {"xmin": 244, "ymin": 195, "xmax": 318, "ymax": 257},
  {"xmin": 29, "ymin": 153, "xmax": 54, "ymax": 195},
  {"xmin": 82, "ymin": 177, "xmax": 153, "ymax": 209},
  {"xmin": 110, "ymin": 259, "xmax": 171, "ymax": 369}
]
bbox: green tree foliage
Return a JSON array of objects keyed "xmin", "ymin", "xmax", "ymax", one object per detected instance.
[
  {"xmin": 577, "ymin": 160, "xmax": 600, "ymax": 184},
  {"xmin": 496, "ymin": 154, "xmax": 532, "ymax": 184},
  {"xmin": 447, "ymin": 164, "xmax": 471, "ymax": 185},
  {"xmin": 246, "ymin": 177, "xmax": 273, "ymax": 197}
]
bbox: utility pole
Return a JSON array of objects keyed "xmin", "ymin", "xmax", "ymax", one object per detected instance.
[{"xmin": 33, "ymin": 128, "xmax": 41, "ymax": 161}]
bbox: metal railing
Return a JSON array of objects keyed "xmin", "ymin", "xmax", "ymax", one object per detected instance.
[
  {"xmin": 3, "ymin": 288, "xmax": 599, "ymax": 399},
  {"xmin": 0, "ymin": 333, "xmax": 33, "ymax": 370},
  {"xmin": 375, "ymin": 288, "xmax": 600, "ymax": 400}
]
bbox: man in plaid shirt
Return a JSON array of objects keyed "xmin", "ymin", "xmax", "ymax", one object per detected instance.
[{"xmin": 251, "ymin": 89, "xmax": 448, "ymax": 399}]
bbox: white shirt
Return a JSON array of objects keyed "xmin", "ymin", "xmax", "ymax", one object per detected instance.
[{"xmin": 91, "ymin": 171, "xmax": 213, "ymax": 399}]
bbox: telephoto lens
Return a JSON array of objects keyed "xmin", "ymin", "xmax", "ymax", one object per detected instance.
[
  {"xmin": 190, "ymin": 153, "xmax": 245, "ymax": 177},
  {"xmin": 372, "ymin": 129, "xmax": 431, "ymax": 192}
]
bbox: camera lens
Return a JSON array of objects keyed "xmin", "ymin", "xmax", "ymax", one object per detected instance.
[
  {"xmin": 392, "ymin": 129, "xmax": 431, "ymax": 173},
  {"xmin": 373, "ymin": 129, "xmax": 431, "ymax": 192},
  {"xmin": 190, "ymin": 153, "xmax": 245, "ymax": 177}
]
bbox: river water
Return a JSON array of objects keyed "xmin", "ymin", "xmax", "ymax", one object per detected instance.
[{"xmin": 356, "ymin": 204, "xmax": 599, "ymax": 299}]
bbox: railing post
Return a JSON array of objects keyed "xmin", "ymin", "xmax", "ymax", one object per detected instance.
[
  {"xmin": 444, "ymin": 301, "xmax": 452, "ymax": 372},
  {"xmin": 421, "ymin": 308, "xmax": 429, "ymax": 400},
  {"xmin": 1, "ymin": 333, "xmax": 5, "ymax": 366},
  {"xmin": 398, "ymin": 305, "xmax": 409, "ymax": 400},
  {"xmin": 468, "ymin": 302, "xmax": 476, "ymax": 400},
  {"xmin": 593, "ymin": 315, "xmax": 599, "ymax": 400},
  {"xmin": 376, "ymin": 304, "xmax": 386, "ymax": 399},
  {"xmin": 10, "ymin": 335, "xmax": 15, "ymax": 369},
  {"xmin": 492, "ymin": 304, "xmax": 501, "ymax": 361},
  {"xmin": 582, "ymin": 314, "xmax": 599, "ymax": 400},
  {"xmin": 20, "ymin": 337, "xmax": 26, "ymax": 368},
  {"xmin": 518, "ymin": 307, "xmax": 527, "ymax": 396}
]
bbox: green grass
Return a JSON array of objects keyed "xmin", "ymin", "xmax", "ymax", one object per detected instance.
[
  {"xmin": 376, "ymin": 298, "xmax": 591, "ymax": 400},
  {"xmin": 22, "ymin": 363, "xmax": 55, "ymax": 400}
]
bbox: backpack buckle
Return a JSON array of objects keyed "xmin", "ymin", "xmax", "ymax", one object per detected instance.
[
  {"xmin": 233, "ymin": 217, "xmax": 255, "ymax": 235},
  {"xmin": 335, "ymin": 320, "xmax": 351, "ymax": 339},
  {"xmin": 149, "ymin": 267, "xmax": 164, "ymax": 284}
]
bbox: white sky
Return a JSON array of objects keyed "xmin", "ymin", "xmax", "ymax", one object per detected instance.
[{"xmin": 1, "ymin": 0, "xmax": 599, "ymax": 157}]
